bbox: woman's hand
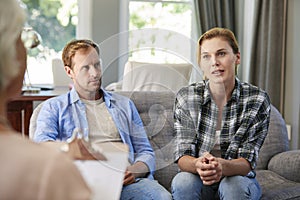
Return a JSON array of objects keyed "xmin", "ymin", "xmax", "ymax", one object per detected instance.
[{"xmin": 194, "ymin": 152, "xmax": 223, "ymax": 185}]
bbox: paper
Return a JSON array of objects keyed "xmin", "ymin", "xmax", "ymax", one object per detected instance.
[{"xmin": 74, "ymin": 142, "xmax": 129, "ymax": 200}]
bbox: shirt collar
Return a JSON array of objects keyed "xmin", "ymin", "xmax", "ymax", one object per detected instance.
[
  {"xmin": 202, "ymin": 80, "xmax": 211, "ymax": 105},
  {"xmin": 231, "ymin": 77, "xmax": 241, "ymax": 102},
  {"xmin": 70, "ymin": 87, "xmax": 80, "ymax": 104},
  {"xmin": 102, "ymin": 89, "xmax": 113, "ymax": 108},
  {"xmin": 69, "ymin": 87, "xmax": 112, "ymax": 106},
  {"xmin": 202, "ymin": 77, "xmax": 241, "ymax": 105}
]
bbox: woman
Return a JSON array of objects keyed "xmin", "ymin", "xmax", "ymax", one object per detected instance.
[
  {"xmin": 0, "ymin": 0, "xmax": 91, "ymax": 199},
  {"xmin": 171, "ymin": 27, "xmax": 271, "ymax": 199}
]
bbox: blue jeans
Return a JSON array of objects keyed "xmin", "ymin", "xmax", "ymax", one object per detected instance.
[
  {"xmin": 120, "ymin": 178, "xmax": 172, "ymax": 200},
  {"xmin": 171, "ymin": 172, "xmax": 262, "ymax": 200}
]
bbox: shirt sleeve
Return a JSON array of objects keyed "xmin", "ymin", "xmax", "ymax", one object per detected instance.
[
  {"xmin": 128, "ymin": 100, "xmax": 156, "ymax": 175},
  {"xmin": 234, "ymin": 91, "xmax": 271, "ymax": 169},
  {"xmin": 33, "ymin": 100, "xmax": 60, "ymax": 142},
  {"xmin": 173, "ymin": 88, "xmax": 199, "ymax": 163}
]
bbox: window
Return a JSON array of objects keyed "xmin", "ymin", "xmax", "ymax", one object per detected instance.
[
  {"xmin": 127, "ymin": 0, "xmax": 195, "ymax": 64},
  {"xmin": 22, "ymin": 0, "xmax": 78, "ymax": 85}
]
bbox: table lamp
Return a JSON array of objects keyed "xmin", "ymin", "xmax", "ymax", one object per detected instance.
[{"xmin": 21, "ymin": 26, "xmax": 42, "ymax": 93}]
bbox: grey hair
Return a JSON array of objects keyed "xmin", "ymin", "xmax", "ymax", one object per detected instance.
[{"xmin": 0, "ymin": 0, "xmax": 26, "ymax": 91}]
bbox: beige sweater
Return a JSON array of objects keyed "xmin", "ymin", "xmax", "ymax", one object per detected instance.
[{"xmin": 0, "ymin": 132, "xmax": 91, "ymax": 200}]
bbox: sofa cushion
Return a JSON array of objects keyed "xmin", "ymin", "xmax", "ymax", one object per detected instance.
[
  {"xmin": 121, "ymin": 61, "xmax": 192, "ymax": 93},
  {"xmin": 117, "ymin": 91, "xmax": 179, "ymax": 190},
  {"xmin": 256, "ymin": 170, "xmax": 300, "ymax": 200},
  {"xmin": 268, "ymin": 150, "xmax": 300, "ymax": 183},
  {"xmin": 256, "ymin": 105, "xmax": 289, "ymax": 170}
]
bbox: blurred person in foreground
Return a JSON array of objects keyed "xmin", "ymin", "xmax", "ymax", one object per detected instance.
[
  {"xmin": 171, "ymin": 27, "xmax": 271, "ymax": 200},
  {"xmin": 33, "ymin": 39, "xmax": 172, "ymax": 200},
  {"xmin": 0, "ymin": 0, "xmax": 91, "ymax": 199}
]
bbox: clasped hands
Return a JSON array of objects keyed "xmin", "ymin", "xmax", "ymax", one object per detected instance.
[{"xmin": 194, "ymin": 152, "xmax": 223, "ymax": 185}]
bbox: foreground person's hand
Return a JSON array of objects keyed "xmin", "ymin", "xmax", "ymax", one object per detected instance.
[
  {"xmin": 66, "ymin": 137, "xmax": 106, "ymax": 160},
  {"xmin": 62, "ymin": 129, "xmax": 107, "ymax": 161}
]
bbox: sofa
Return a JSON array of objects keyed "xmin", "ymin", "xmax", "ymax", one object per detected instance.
[{"xmin": 117, "ymin": 91, "xmax": 300, "ymax": 200}]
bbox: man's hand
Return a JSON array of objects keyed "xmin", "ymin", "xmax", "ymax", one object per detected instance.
[
  {"xmin": 194, "ymin": 152, "xmax": 222, "ymax": 185},
  {"xmin": 123, "ymin": 170, "xmax": 136, "ymax": 186},
  {"xmin": 123, "ymin": 161, "xmax": 149, "ymax": 186}
]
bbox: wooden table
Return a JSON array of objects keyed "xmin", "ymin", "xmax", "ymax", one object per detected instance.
[{"xmin": 7, "ymin": 86, "xmax": 69, "ymax": 137}]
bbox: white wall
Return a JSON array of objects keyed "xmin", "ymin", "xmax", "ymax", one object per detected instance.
[{"xmin": 90, "ymin": 0, "xmax": 120, "ymax": 87}]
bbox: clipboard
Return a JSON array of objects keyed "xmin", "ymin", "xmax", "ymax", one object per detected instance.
[{"xmin": 74, "ymin": 142, "xmax": 129, "ymax": 200}]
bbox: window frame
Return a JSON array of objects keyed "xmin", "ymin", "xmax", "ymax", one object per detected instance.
[{"xmin": 119, "ymin": 0, "xmax": 198, "ymax": 80}]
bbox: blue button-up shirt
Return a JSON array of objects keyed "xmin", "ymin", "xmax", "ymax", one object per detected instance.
[{"xmin": 34, "ymin": 87, "xmax": 155, "ymax": 176}]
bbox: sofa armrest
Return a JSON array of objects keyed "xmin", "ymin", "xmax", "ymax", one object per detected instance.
[{"xmin": 268, "ymin": 150, "xmax": 300, "ymax": 183}]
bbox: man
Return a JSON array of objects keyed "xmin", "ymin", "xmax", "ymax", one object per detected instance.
[{"xmin": 34, "ymin": 39, "xmax": 171, "ymax": 200}]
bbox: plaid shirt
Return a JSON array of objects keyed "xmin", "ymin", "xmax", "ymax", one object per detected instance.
[{"xmin": 174, "ymin": 78, "xmax": 271, "ymax": 169}]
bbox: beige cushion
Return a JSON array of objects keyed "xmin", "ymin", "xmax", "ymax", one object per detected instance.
[
  {"xmin": 121, "ymin": 61, "xmax": 192, "ymax": 92},
  {"xmin": 52, "ymin": 58, "xmax": 72, "ymax": 87}
]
